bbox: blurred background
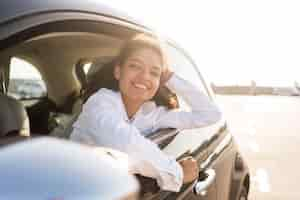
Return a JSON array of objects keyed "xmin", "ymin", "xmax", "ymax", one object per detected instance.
[{"xmin": 103, "ymin": 1, "xmax": 300, "ymax": 199}]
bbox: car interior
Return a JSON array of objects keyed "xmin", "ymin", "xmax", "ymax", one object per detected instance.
[
  {"xmin": 0, "ymin": 66, "xmax": 30, "ymax": 145},
  {"xmin": 0, "ymin": 30, "xmax": 179, "ymax": 148}
]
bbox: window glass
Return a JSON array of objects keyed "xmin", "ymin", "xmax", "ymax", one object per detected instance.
[
  {"xmin": 8, "ymin": 57, "xmax": 46, "ymax": 99},
  {"xmin": 165, "ymin": 45, "xmax": 208, "ymax": 110}
]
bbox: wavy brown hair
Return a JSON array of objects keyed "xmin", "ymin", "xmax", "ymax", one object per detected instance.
[{"xmin": 83, "ymin": 34, "xmax": 178, "ymax": 109}]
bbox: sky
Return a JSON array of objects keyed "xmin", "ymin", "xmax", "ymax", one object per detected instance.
[
  {"xmin": 103, "ymin": 0, "xmax": 300, "ymax": 86},
  {"xmin": 13, "ymin": 0, "xmax": 300, "ymax": 87}
]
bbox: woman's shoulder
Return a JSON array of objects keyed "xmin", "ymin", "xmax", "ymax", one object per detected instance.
[
  {"xmin": 140, "ymin": 101, "xmax": 172, "ymax": 118},
  {"xmin": 95, "ymin": 88, "xmax": 119, "ymax": 97},
  {"xmin": 84, "ymin": 88, "xmax": 121, "ymax": 108}
]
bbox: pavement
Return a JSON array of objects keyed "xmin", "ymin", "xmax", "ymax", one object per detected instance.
[{"xmin": 216, "ymin": 95, "xmax": 300, "ymax": 200}]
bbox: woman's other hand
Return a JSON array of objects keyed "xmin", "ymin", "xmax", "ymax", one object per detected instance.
[
  {"xmin": 178, "ymin": 156, "xmax": 199, "ymax": 184},
  {"xmin": 160, "ymin": 66, "xmax": 174, "ymax": 86}
]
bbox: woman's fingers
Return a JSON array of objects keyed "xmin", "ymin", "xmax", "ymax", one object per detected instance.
[
  {"xmin": 160, "ymin": 68, "xmax": 174, "ymax": 86},
  {"xmin": 178, "ymin": 157, "xmax": 199, "ymax": 184}
]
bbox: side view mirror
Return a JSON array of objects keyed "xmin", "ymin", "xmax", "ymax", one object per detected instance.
[{"xmin": 0, "ymin": 137, "xmax": 139, "ymax": 200}]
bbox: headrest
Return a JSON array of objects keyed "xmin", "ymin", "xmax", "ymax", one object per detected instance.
[
  {"xmin": 87, "ymin": 56, "xmax": 115, "ymax": 79},
  {"xmin": 0, "ymin": 94, "xmax": 30, "ymax": 137},
  {"xmin": 74, "ymin": 56, "xmax": 115, "ymax": 90}
]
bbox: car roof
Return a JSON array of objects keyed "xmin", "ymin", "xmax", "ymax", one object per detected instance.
[{"xmin": 0, "ymin": 0, "xmax": 145, "ymax": 27}]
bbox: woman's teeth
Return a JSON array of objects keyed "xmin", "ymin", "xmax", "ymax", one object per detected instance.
[{"xmin": 133, "ymin": 83, "xmax": 147, "ymax": 90}]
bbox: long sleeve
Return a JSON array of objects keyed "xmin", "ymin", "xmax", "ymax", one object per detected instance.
[
  {"xmin": 70, "ymin": 89, "xmax": 183, "ymax": 192},
  {"xmin": 154, "ymin": 74, "xmax": 222, "ymax": 130}
]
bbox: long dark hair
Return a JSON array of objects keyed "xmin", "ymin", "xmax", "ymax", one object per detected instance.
[{"xmin": 83, "ymin": 34, "xmax": 178, "ymax": 109}]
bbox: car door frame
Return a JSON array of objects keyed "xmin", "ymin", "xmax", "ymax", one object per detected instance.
[{"xmin": 137, "ymin": 41, "xmax": 226, "ymax": 199}]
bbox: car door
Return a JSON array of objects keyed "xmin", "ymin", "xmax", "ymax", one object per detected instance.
[
  {"xmin": 165, "ymin": 44, "xmax": 236, "ymax": 200},
  {"xmin": 140, "ymin": 43, "xmax": 219, "ymax": 200},
  {"xmin": 166, "ymin": 44, "xmax": 220, "ymax": 200},
  {"xmin": 204, "ymin": 103, "xmax": 236, "ymax": 200}
]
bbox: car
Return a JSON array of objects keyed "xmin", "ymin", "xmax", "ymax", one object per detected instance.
[{"xmin": 0, "ymin": 0, "xmax": 250, "ymax": 199}]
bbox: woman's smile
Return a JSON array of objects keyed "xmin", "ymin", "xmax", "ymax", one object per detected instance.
[
  {"xmin": 115, "ymin": 48, "xmax": 162, "ymax": 104},
  {"xmin": 132, "ymin": 82, "xmax": 149, "ymax": 90}
]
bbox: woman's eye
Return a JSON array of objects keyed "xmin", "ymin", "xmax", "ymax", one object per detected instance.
[
  {"xmin": 151, "ymin": 71, "xmax": 161, "ymax": 77},
  {"xmin": 129, "ymin": 63, "xmax": 141, "ymax": 69}
]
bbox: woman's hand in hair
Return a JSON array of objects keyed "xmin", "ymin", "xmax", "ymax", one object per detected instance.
[{"xmin": 160, "ymin": 66, "xmax": 174, "ymax": 86}]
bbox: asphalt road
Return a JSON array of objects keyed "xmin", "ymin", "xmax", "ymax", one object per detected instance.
[{"xmin": 216, "ymin": 95, "xmax": 300, "ymax": 200}]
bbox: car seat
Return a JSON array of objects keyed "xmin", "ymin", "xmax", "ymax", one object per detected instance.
[
  {"xmin": 0, "ymin": 66, "xmax": 30, "ymax": 146},
  {"xmin": 0, "ymin": 94, "xmax": 30, "ymax": 137}
]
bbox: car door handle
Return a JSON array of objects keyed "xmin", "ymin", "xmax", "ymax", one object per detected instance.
[{"xmin": 193, "ymin": 168, "xmax": 216, "ymax": 196}]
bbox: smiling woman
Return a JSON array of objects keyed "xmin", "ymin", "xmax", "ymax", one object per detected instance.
[
  {"xmin": 113, "ymin": 34, "xmax": 165, "ymax": 118},
  {"xmin": 70, "ymin": 33, "xmax": 221, "ymax": 192}
]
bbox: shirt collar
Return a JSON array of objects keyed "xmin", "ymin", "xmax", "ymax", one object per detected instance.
[{"xmin": 116, "ymin": 91, "xmax": 156, "ymax": 122}]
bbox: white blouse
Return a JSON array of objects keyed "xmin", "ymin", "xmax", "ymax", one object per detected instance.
[{"xmin": 70, "ymin": 74, "xmax": 221, "ymax": 192}]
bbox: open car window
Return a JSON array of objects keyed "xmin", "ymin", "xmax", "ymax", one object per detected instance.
[
  {"xmin": 142, "ymin": 44, "xmax": 211, "ymax": 150},
  {"xmin": 165, "ymin": 44, "xmax": 209, "ymax": 110},
  {"xmin": 78, "ymin": 56, "xmax": 182, "ymax": 147}
]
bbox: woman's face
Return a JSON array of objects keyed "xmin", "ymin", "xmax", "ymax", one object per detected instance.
[{"xmin": 114, "ymin": 48, "xmax": 163, "ymax": 104}]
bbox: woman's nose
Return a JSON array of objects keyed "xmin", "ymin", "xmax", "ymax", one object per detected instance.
[{"xmin": 139, "ymin": 69, "xmax": 151, "ymax": 81}]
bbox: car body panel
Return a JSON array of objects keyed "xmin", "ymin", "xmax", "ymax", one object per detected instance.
[{"xmin": 0, "ymin": 0, "xmax": 141, "ymax": 26}]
